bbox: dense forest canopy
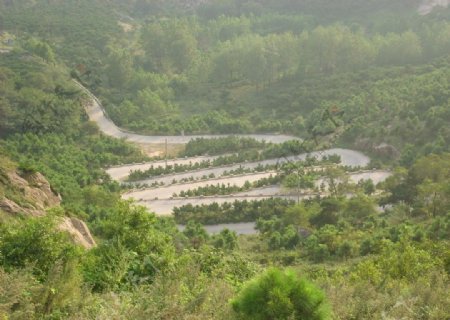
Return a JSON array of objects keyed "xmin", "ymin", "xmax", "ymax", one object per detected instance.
[{"xmin": 0, "ymin": 0, "xmax": 449, "ymax": 319}]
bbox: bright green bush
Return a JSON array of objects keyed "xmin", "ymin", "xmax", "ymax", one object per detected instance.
[{"xmin": 232, "ymin": 268, "xmax": 331, "ymax": 320}]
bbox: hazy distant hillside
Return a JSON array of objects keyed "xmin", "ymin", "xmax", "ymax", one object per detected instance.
[
  {"xmin": 0, "ymin": 0, "xmax": 421, "ymax": 18},
  {"xmin": 419, "ymin": 0, "xmax": 450, "ymax": 15}
]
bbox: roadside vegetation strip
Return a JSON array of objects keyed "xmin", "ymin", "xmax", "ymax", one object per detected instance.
[
  {"xmin": 106, "ymin": 154, "xmax": 228, "ymax": 181},
  {"xmin": 115, "ymin": 150, "xmax": 370, "ymax": 192},
  {"xmin": 122, "ymin": 171, "xmax": 279, "ymax": 201},
  {"xmin": 120, "ymin": 157, "xmax": 339, "ymax": 190},
  {"xmin": 123, "ymin": 150, "xmax": 343, "ymax": 182},
  {"xmin": 173, "ymin": 198, "xmax": 298, "ymax": 224},
  {"xmin": 172, "ymin": 174, "xmax": 284, "ymax": 198},
  {"xmin": 168, "ymin": 170, "xmax": 393, "ymax": 224},
  {"xmin": 122, "ymin": 162, "xmax": 276, "ymax": 186},
  {"xmin": 123, "ymin": 154, "xmax": 271, "ymax": 182},
  {"xmin": 138, "ymin": 196, "xmax": 303, "ymax": 217}
]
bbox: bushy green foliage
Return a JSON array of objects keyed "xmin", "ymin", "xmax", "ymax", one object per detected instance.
[
  {"xmin": 0, "ymin": 267, "xmax": 39, "ymax": 319},
  {"xmin": 83, "ymin": 201, "xmax": 176, "ymax": 291},
  {"xmin": 0, "ymin": 215, "xmax": 79, "ymax": 281},
  {"xmin": 232, "ymin": 268, "xmax": 331, "ymax": 320},
  {"xmin": 2, "ymin": 0, "xmax": 120, "ymax": 65},
  {"xmin": 343, "ymin": 194, "xmax": 377, "ymax": 224},
  {"xmin": 213, "ymin": 229, "xmax": 238, "ymax": 251},
  {"xmin": 351, "ymin": 239, "xmax": 445, "ymax": 284},
  {"xmin": 127, "ymin": 153, "xmax": 275, "ymax": 182},
  {"xmin": 183, "ymin": 220, "xmax": 210, "ymax": 249},
  {"xmin": 382, "ymin": 153, "xmax": 450, "ymax": 216}
]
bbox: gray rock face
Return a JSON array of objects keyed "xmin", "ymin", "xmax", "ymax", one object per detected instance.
[
  {"xmin": 58, "ymin": 217, "xmax": 96, "ymax": 249},
  {"xmin": 1, "ymin": 171, "xmax": 60, "ymax": 216}
]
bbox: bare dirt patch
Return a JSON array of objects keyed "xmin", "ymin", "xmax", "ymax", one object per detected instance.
[{"xmin": 139, "ymin": 143, "xmax": 185, "ymax": 158}]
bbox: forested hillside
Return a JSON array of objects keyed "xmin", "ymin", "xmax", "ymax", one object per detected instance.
[
  {"xmin": 0, "ymin": 0, "xmax": 449, "ymax": 319},
  {"xmin": 3, "ymin": 0, "xmax": 448, "ymax": 159}
]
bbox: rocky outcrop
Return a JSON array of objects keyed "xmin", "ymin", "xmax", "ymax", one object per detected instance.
[
  {"xmin": 58, "ymin": 217, "xmax": 96, "ymax": 249},
  {"xmin": 0, "ymin": 197, "xmax": 45, "ymax": 217},
  {"xmin": 1, "ymin": 169, "xmax": 96, "ymax": 249},
  {"xmin": 4, "ymin": 171, "xmax": 61, "ymax": 215}
]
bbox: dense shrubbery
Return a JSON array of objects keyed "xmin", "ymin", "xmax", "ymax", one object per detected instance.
[
  {"xmin": 0, "ymin": 214, "xmax": 79, "ymax": 281},
  {"xmin": 381, "ymin": 153, "xmax": 450, "ymax": 216}
]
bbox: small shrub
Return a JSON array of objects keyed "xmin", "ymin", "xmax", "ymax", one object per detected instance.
[{"xmin": 232, "ymin": 268, "xmax": 332, "ymax": 320}]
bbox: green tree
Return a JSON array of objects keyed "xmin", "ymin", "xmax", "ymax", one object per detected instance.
[
  {"xmin": 169, "ymin": 26, "xmax": 198, "ymax": 73},
  {"xmin": 344, "ymin": 194, "xmax": 377, "ymax": 223},
  {"xmin": 211, "ymin": 40, "xmax": 244, "ymax": 83},
  {"xmin": 241, "ymin": 35, "xmax": 267, "ymax": 86},
  {"xmin": 310, "ymin": 197, "xmax": 343, "ymax": 227},
  {"xmin": 283, "ymin": 204, "xmax": 311, "ymax": 229},
  {"xmin": 213, "ymin": 229, "xmax": 238, "ymax": 250},
  {"xmin": 183, "ymin": 220, "xmax": 210, "ymax": 249},
  {"xmin": 375, "ymin": 31, "xmax": 423, "ymax": 66},
  {"xmin": 322, "ymin": 167, "xmax": 349, "ymax": 197},
  {"xmin": 141, "ymin": 20, "xmax": 198, "ymax": 74},
  {"xmin": 82, "ymin": 239, "xmax": 135, "ymax": 292},
  {"xmin": 104, "ymin": 46, "xmax": 133, "ymax": 88},
  {"xmin": 24, "ymin": 38, "xmax": 56, "ymax": 64},
  {"xmin": 90, "ymin": 201, "xmax": 175, "ymax": 285},
  {"xmin": 232, "ymin": 268, "xmax": 331, "ymax": 320},
  {"xmin": 95, "ymin": 201, "xmax": 174, "ymax": 259},
  {"xmin": 357, "ymin": 178, "xmax": 375, "ymax": 195}
]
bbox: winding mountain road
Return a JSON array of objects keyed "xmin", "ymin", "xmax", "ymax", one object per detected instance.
[
  {"xmin": 113, "ymin": 148, "xmax": 371, "ymax": 186},
  {"xmin": 75, "ymin": 80, "xmax": 299, "ymax": 145},
  {"xmin": 77, "ymin": 81, "xmax": 391, "ymax": 233}
]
